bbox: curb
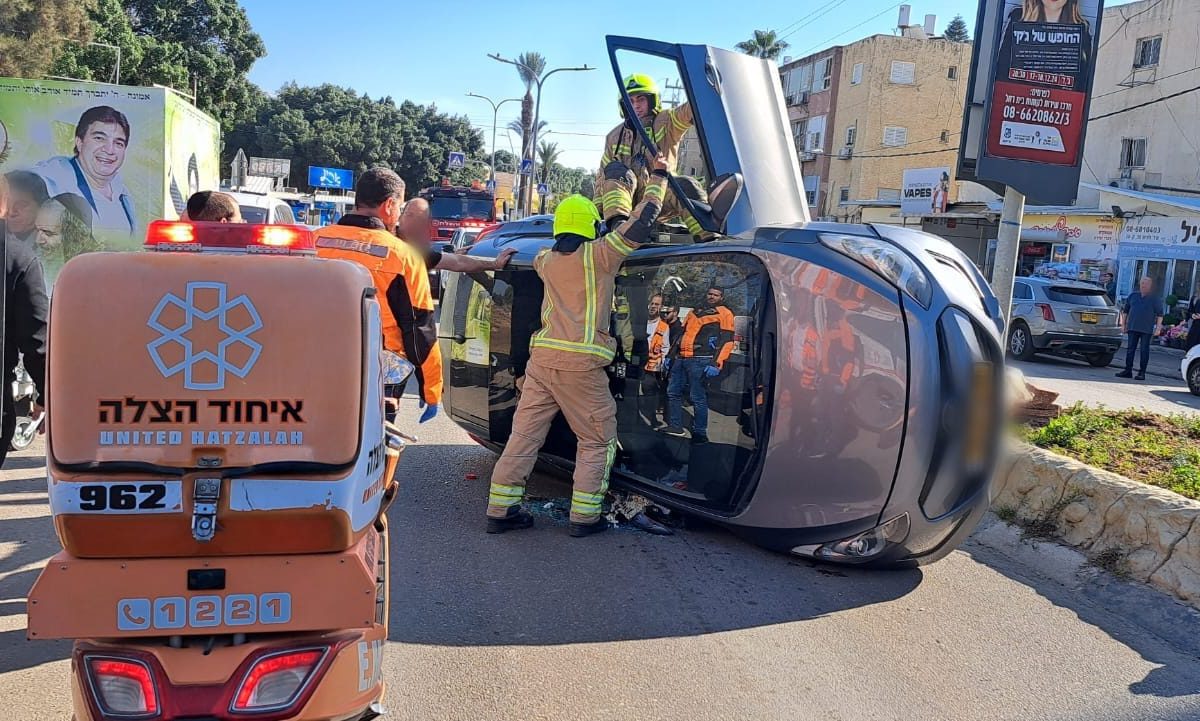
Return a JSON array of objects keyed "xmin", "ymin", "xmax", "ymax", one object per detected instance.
[{"xmin": 991, "ymin": 443, "xmax": 1200, "ymax": 610}]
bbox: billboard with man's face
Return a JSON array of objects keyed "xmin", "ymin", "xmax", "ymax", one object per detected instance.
[{"xmin": 0, "ymin": 78, "xmax": 218, "ymax": 288}]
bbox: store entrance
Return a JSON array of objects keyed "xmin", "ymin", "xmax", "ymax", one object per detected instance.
[{"xmin": 1017, "ymin": 242, "xmax": 1052, "ymax": 276}]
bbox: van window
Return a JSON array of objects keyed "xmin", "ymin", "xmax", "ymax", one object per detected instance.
[
  {"xmin": 1046, "ymin": 286, "xmax": 1111, "ymax": 307},
  {"xmin": 274, "ymin": 204, "xmax": 296, "ymax": 224},
  {"xmin": 239, "ymin": 206, "xmax": 268, "ymax": 224}
]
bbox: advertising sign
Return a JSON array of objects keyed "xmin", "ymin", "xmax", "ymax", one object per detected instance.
[
  {"xmin": 900, "ymin": 167, "xmax": 952, "ymax": 216},
  {"xmin": 958, "ymin": 0, "xmax": 1104, "ymax": 205},
  {"xmin": 1022, "ymin": 214, "xmax": 1120, "ymax": 245},
  {"xmin": 249, "ymin": 156, "xmax": 291, "ymax": 178},
  {"xmin": 1118, "ymin": 217, "xmax": 1200, "ymax": 261},
  {"xmin": 0, "ymin": 77, "xmax": 218, "ymax": 288},
  {"xmin": 307, "ymin": 166, "xmax": 353, "ymax": 190}
]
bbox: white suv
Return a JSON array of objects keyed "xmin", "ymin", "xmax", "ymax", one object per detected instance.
[
  {"xmin": 1183, "ymin": 345, "xmax": 1200, "ymax": 396},
  {"xmin": 225, "ymin": 191, "xmax": 298, "ymax": 225}
]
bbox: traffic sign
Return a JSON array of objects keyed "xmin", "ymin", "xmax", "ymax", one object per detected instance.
[
  {"xmin": 536, "ymin": 183, "xmax": 549, "ymax": 197},
  {"xmin": 447, "ymin": 151, "xmax": 466, "ymax": 170},
  {"xmin": 519, "ymin": 159, "xmax": 533, "ymax": 175},
  {"xmin": 485, "ymin": 179, "xmax": 497, "ymax": 192}
]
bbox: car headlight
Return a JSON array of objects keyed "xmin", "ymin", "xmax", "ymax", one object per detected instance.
[{"xmin": 819, "ymin": 233, "xmax": 932, "ymax": 308}]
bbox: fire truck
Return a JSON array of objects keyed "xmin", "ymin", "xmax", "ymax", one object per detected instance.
[{"xmin": 419, "ymin": 179, "xmax": 496, "ymax": 241}]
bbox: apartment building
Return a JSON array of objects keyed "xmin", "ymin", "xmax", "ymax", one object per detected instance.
[{"xmin": 1079, "ymin": 0, "xmax": 1200, "ymax": 204}]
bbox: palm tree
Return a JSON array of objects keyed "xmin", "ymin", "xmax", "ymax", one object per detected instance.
[
  {"xmin": 508, "ymin": 118, "xmax": 548, "ymax": 139},
  {"xmin": 514, "ymin": 51, "xmax": 546, "ymax": 211},
  {"xmin": 735, "ymin": 30, "xmax": 789, "ymax": 61},
  {"xmin": 537, "ymin": 141, "xmax": 562, "ymax": 184}
]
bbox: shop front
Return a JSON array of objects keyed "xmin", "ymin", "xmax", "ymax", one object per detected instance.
[
  {"xmin": 1116, "ymin": 217, "xmax": 1200, "ymax": 311},
  {"xmin": 1020, "ymin": 212, "xmax": 1121, "ymax": 282}
]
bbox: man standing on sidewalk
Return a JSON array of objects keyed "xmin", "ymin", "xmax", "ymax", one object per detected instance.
[{"xmin": 1116, "ymin": 276, "xmax": 1163, "ymax": 381}]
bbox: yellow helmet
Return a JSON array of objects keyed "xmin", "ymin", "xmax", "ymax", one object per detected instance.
[
  {"xmin": 553, "ymin": 194, "xmax": 602, "ymax": 240},
  {"xmin": 619, "ymin": 73, "xmax": 661, "ymax": 116}
]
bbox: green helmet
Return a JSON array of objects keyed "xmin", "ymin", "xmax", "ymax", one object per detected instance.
[
  {"xmin": 619, "ymin": 73, "xmax": 661, "ymax": 116},
  {"xmin": 553, "ymin": 194, "xmax": 602, "ymax": 240}
]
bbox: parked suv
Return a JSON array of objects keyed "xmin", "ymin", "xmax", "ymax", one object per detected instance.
[
  {"xmin": 1008, "ymin": 277, "xmax": 1122, "ymax": 366},
  {"xmin": 1183, "ymin": 344, "xmax": 1200, "ymax": 396}
]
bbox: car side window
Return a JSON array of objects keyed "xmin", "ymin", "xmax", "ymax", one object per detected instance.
[
  {"xmin": 1014, "ymin": 282, "xmax": 1034, "ymax": 301},
  {"xmin": 610, "ymin": 251, "xmax": 767, "ymax": 507},
  {"xmin": 275, "ymin": 204, "xmax": 296, "ymax": 224}
]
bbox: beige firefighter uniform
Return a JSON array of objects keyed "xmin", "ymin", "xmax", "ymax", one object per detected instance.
[
  {"xmin": 488, "ymin": 175, "xmax": 669, "ymax": 524},
  {"xmin": 594, "ymin": 103, "xmax": 711, "ymax": 239}
]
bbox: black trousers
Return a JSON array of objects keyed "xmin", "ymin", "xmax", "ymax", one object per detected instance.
[
  {"xmin": 0, "ymin": 398, "xmax": 16, "ymax": 467},
  {"xmin": 1124, "ymin": 331, "xmax": 1152, "ymax": 373}
]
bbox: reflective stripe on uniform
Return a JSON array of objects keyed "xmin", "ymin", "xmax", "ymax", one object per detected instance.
[
  {"xmin": 605, "ymin": 232, "xmax": 636, "ymax": 256},
  {"xmin": 529, "ymin": 336, "xmax": 614, "ymax": 361},
  {"xmin": 489, "ymin": 482, "xmax": 525, "ymax": 508},
  {"xmin": 571, "ymin": 489, "xmax": 604, "ymax": 516},
  {"xmin": 583, "ymin": 243, "xmax": 597, "ymax": 344}
]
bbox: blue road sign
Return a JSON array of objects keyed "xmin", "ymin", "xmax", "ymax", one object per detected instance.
[
  {"xmin": 485, "ymin": 179, "xmax": 497, "ymax": 192},
  {"xmin": 519, "ymin": 159, "xmax": 533, "ymax": 175},
  {"xmin": 307, "ymin": 166, "xmax": 353, "ymax": 190},
  {"xmin": 447, "ymin": 151, "xmax": 466, "ymax": 169},
  {"xmin": 536, "ymin": 183, "xmax": 549, "ymax": 197}
]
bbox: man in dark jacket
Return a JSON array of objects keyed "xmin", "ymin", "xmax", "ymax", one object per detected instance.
[
  {"xmin": 0, "ymin": 175, "xmax": 50, "ymax": 464},
  {"xmin": 1117, "ymin": 276, "xmax": 1163, "ymax": 381}
]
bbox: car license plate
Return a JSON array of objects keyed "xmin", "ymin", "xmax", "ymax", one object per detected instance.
[{"xmin": 1080, "ymin": 312, "xmax": 1099, "ymax": 324}]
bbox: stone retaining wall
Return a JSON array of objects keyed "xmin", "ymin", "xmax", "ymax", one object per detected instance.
[{"xmin": 991, "ymin": 444, "xmax": 1200, "ymax": 609}]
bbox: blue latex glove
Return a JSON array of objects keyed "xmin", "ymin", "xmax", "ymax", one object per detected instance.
[
  {"xmin": 704, "ymin": 365, "xmax": 721, "ymax": 378},
  {"xmin": 661, "ymin": 357, "xmax": 672, "ymax": 374},
  {"xmin": 418, "ymin": 400, "xmax": 440, "ymax": 424},
  {"xmin": 707, "ymin": 335, "xmax": 719, "ymax": 350}
]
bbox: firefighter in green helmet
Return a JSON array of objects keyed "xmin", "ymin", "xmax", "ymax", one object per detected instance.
[{"xmin": 595, "ymin": 74, "xmax": 713, "ymax": 241}]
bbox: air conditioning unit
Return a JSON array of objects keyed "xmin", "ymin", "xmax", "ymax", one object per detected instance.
[
  {"xmin": 837, "ymin": 147, "xmax": 853, "ymax": 160},
  {"xmin": 799, "ymin": 151, "xmax": 817, "ymax": 162}
]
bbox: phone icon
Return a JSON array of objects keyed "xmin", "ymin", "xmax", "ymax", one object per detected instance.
[{"xmin": 116, "ymin": 598, "xmax": 151, "ymax": 631}]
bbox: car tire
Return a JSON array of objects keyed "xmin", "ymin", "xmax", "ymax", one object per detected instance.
[
  {"xmin": 1188, "ymin": 361, "xmax": 1200, "ymax": 397},
  {"xmin": 1086, "ymin": 351, "xmax": 1116, "ymax": 368},
  {"xmin": 1007, "ymin": 323, "xmax": 1036, "ymax": 362}
]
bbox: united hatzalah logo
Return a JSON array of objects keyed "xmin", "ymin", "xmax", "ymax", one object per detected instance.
[{"xmin": 147, "ymin": 281, "xmax": 263, "ymax": 391}]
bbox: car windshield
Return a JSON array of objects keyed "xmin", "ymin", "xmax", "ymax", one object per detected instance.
[
  {"xmin": 1046, "ymin": 286, "xmax": 1112, "ymax": 307},
  {"xmin": 429, "ymin": 197, "xmax": 493, "ymax": 221},
  {"xmin": 239, "ymin": 206, "xmax": 268, "ymax": 224}
]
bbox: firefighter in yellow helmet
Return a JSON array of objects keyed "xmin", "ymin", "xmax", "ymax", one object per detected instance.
[
  {"xmin": 595, "ymin": 74, "xmax": 713, "ymax": 241},
  {"xmin": 486, "ymin": 156, "xmax": 672, "ymax": 537}
]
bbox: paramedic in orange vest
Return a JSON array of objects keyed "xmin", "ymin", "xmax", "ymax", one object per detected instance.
[
  {"xmin": 313, "ymin": 167, "xmax": 443, "ymax": 422},
  {"xmin": 661, "ymin": 286, "xmax": 735, "ymax": 444},
  {"xmin": 485, "ymin": 156, "xmax": 671, "ymax": 537}
]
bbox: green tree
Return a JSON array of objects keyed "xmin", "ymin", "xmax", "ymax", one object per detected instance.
[
  {"xmin": 514, "ymin": 51, "xmax": 546, "ymax": 159},
  {"xmin": 944, "ymin": 15, "xmax": 971, "ymax": 43},
  {"xmin": 0, "ymin": 0, "xmax": 94, "ymax": 78},
  {"xmin": 51, "ymin": 0, "xmax": 266, "ymax": 135},
  {"xmin": 537, "ymin": 141, "xmax": 562, "ymax": 184},
  {"xmin": 735, "ymin": 30, "xmax": 789, "ymax": 61}
]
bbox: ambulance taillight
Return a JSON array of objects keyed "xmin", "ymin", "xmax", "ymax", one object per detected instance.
[
  {"xmin": 84, "ymin": 656, "xmax": 159, "ymax": 717},
  {"xmin": 144, "ymin": 220, "xmax": 316, "ymax": 256}
]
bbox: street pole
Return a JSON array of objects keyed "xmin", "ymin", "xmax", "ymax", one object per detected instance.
[
  {"xmin": 466, "ymin": 93, "xmax": 520, "ymax": 184},
  {"xmin": 993, "ymin": 185, "xmax": 1026, "ymax": 329},
  {"xmin": 488, "ymin": 55, "xmax": 593, "ymax": 215}
]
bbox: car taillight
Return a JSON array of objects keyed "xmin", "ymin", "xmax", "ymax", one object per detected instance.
[
  {"xmin": 1037, "ymin": 303, "xmax": 1056, "ymax": 322},
  {"xmin": 144, "ymin": 220, "xmax": 315, "ymax": 256},
  {"xmin": 87, "ymin": 657, "xmax": 159, "ymax": 717},
  {"xmin": 232, "ymin": 648, "xmax": 324, "ymax": 713}
]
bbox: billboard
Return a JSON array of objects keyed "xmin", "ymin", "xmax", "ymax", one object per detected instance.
[
  {"xmin": 308, "ymin": 166, "xmax": 353, "ymax": 190},
  {"xmin": 0, "ymin": 78, "xmax": 218, "ymax": 288},
  {"xmin": 901, "ymin": 167, "xmax": 951, "ymax": 216},
  {"xmin": 250, "ymin": 156, "xmax": 291, "ymax": 178},
  {"xmin": 958, "ymin": 0, "xmax": 1104, "ymax": 205}
]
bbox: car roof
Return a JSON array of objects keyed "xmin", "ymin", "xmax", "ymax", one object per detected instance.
[{"xmin": 225, "ymin": 191, "xmax": 281, "ymax": 208}]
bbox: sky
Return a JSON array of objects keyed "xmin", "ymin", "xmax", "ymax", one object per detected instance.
[{"xmin": 241, "ymin": 0, "xmax": 1139, "ymax": 170}]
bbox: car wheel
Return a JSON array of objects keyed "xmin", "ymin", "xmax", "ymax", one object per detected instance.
[
  {"xmin": 1007, "ymin": 323, "xmax": 1036, "ymax": 361},
  {"xmin": 1086, "ymin": 351, "xmax": 1116, "ymax": 368},
  {"xmin": 1189, "ymin": 361, "xmax": 1200, "ymax": 397}
]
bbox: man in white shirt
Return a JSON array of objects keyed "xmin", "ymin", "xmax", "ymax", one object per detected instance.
[{"xmin": 34, "ymin": 105, "xmax": 136, "ymax": 238}]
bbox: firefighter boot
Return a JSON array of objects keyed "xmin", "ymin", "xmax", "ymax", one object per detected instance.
[
  {"xmin": 569, "ymin": 518, "xmax": 611, "ymax": 538},
  {"xmin": 487, "ymin": 505, "xmax": 535, "ymax": 534}
]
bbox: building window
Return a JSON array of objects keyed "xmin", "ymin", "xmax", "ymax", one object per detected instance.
[
  {"xmin": 839, "ymin": 187, "xmax": 850, "ymax": 204},
  {"xmin": 806, "ymin": 189, "xmax": 818, "ymax": 206},
  {"xmin": 851, "ymin": 62, "xmax": 864, "ymax": 84},
  {"xmin": 940, "ymin": 129, "xmax": 950, "ymax": 144},
  {"xmin": 813, "ymin": 57, "xmax": 833, "ymax": 91},
  {"xmin": 1120, "ymin": 138, "xmax": 1147, "ymax": 168},
  {"xmin": 883, "ymin": 125, "xmax": 908, "ymax": 147},
  {"xmin": 792, "ymin": 120, "xmax": 807, "ymax": 150},
  {"xmin": 1134, "ymin": 36, "xmax": 1162, "ymax": 68},
  {"xmin": 948, "ymin": 65, "xmax": 958, "ymax": 80},
  {"xmin": 890, "ymin": 60, "xmax": 916, "ymax": 84},
  {"xmin": 846, "ymin": 125, "xmax": 857, "ymax": 146}
]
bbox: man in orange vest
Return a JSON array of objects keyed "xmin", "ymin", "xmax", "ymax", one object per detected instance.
[
  {"xmin": 662, "ymin": 286, "xmax": 735, "ymax": 444},
  {"xmin": 313, "ymin": 168, "xmax": 443, "ymax": 422},
  {"xmin": 639, "ymin": 293, "xmax": 679, "ymax": 430}
]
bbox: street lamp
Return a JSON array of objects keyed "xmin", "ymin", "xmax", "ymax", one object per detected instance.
[
  {"xmin": 489, "ymin": 54, "xmax": 593, "ymax": 214},
  {"xmin": 466, "ymin": 92, "xmax": 521, "ymax": 185}
]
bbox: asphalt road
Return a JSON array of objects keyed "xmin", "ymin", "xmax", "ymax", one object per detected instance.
[
  {"xmin": 1012, "ymin": 355, "xmax": 1200, "ymax": 416},
  {"xmin": 3, "ymin": 413, "xmax": 1200, "ymax": 721}
]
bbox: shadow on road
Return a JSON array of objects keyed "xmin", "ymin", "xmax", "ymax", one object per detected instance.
[
  {"xmin": 963, "ymin": 528, "xmax": 1200, "ymax": 701},
  {"xmin": 1150, "ymin": 389, "xmax": 1200, "ymax": 411},
  {"xmin": 388, "ymin": 443, "xmax": 923, "ymax": 647}
]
